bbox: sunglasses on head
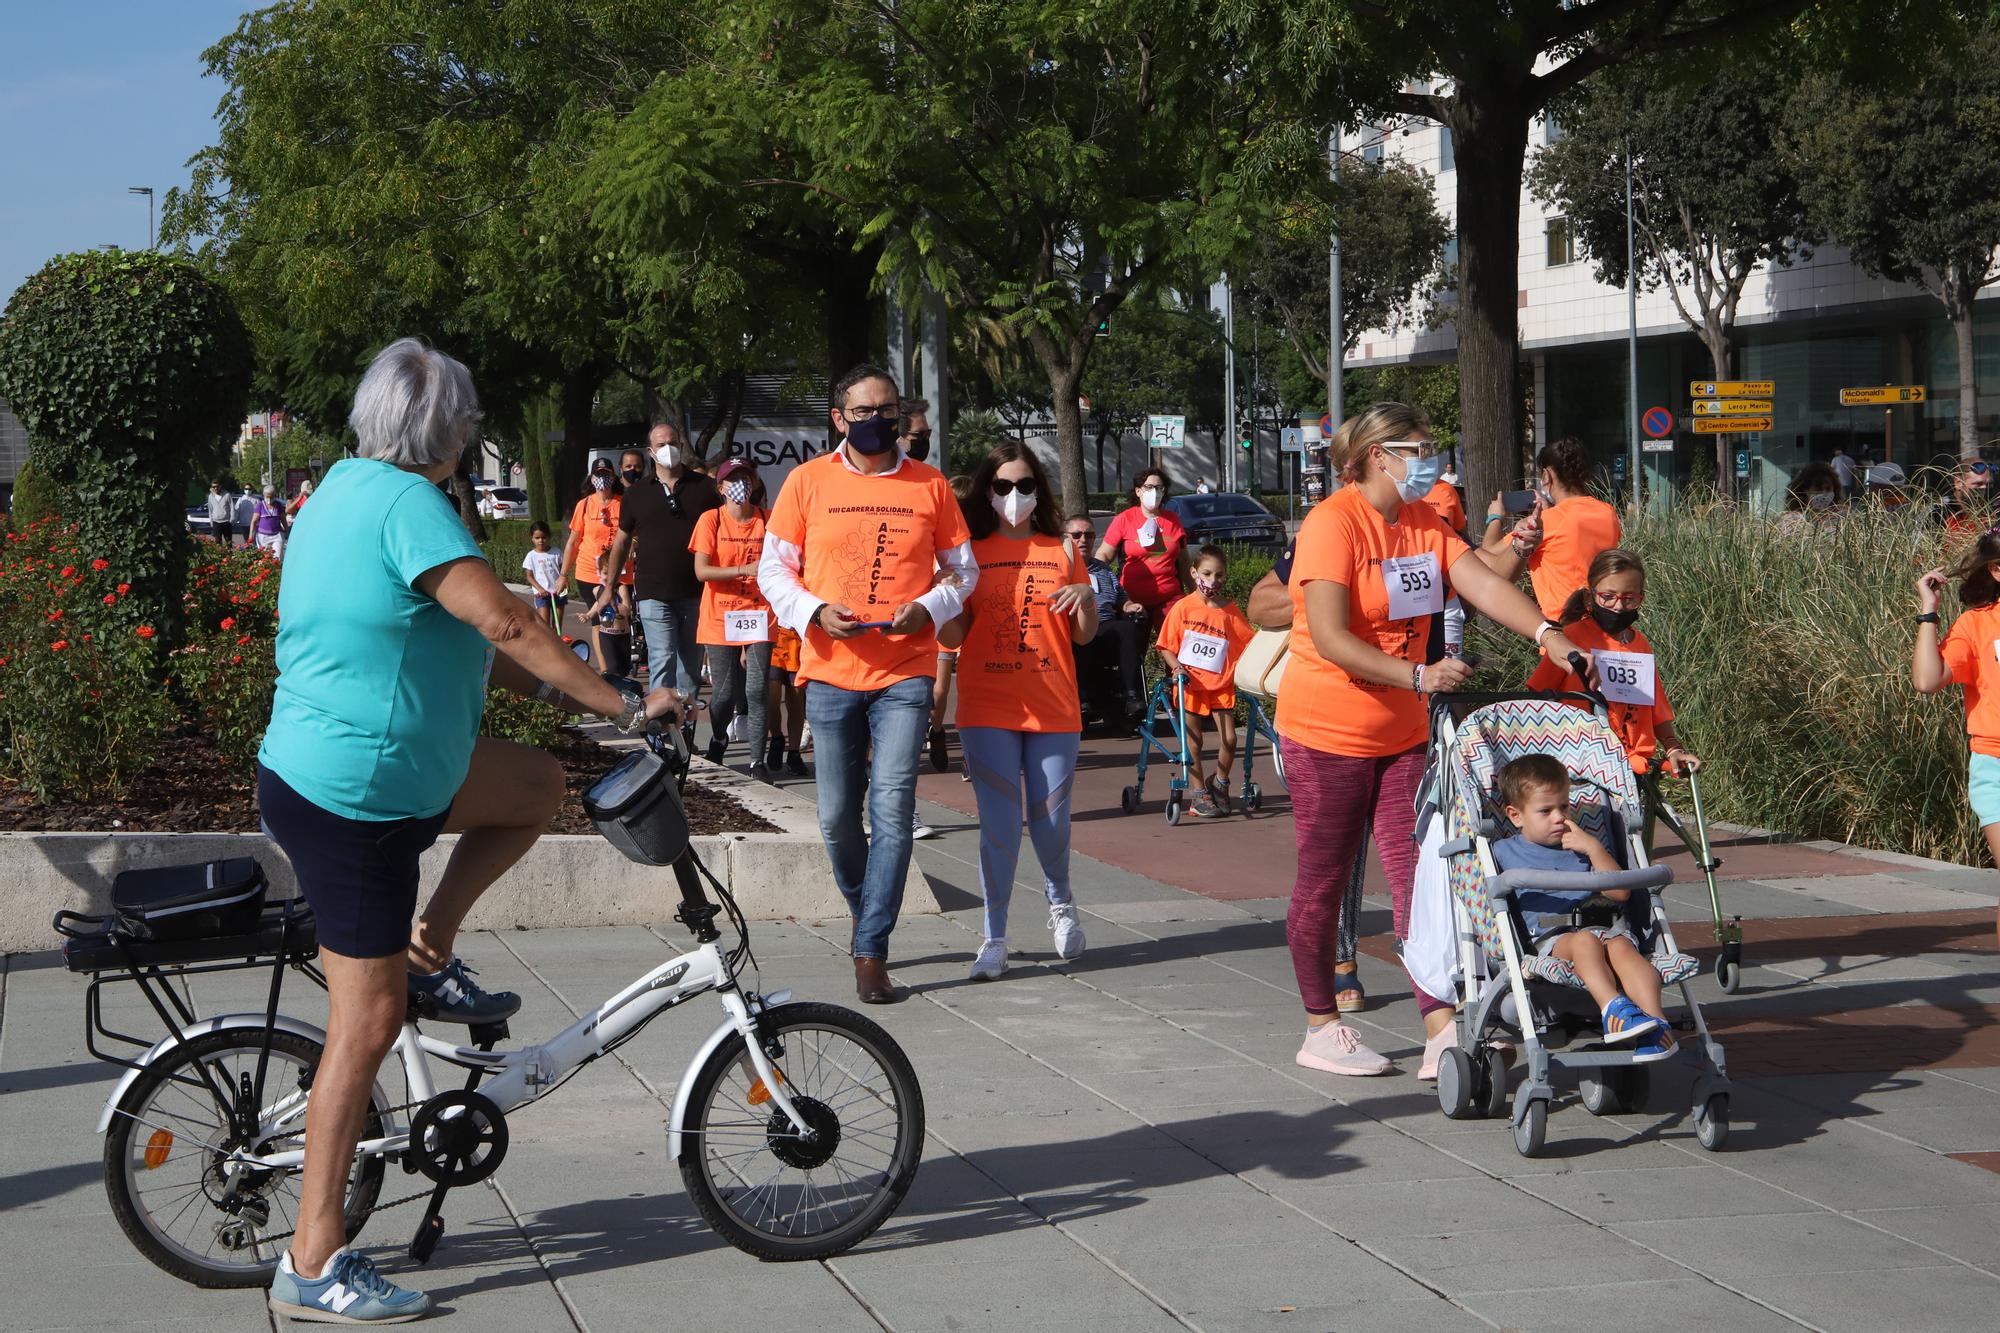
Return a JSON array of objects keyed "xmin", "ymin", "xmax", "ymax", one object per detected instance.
[{"xmin": 991, "ymin": 477, "xmax": 1037, "ymax": 497}]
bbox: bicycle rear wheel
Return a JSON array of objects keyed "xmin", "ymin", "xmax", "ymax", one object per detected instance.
[
  {"xmin": 679, "ymin": 1001, "xmax": 923, "ymax": 1260},
  {"xmin": 104, "ymin": 1028, "xmax": 386, "ymax": 1287}
]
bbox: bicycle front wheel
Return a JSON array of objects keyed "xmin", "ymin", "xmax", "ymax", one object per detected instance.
[
  {"xmin": 679, "ymin": 1001, "xmax": 924, "ymax": 1260},
  {"xmin": 104, "ymin": 1028, "xmax": 386, "ymax": 1288}
]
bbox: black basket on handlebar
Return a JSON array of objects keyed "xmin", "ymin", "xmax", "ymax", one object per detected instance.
[{"xmin": 584, "ymin": 749, "xmax": 691, "ymax": 866}]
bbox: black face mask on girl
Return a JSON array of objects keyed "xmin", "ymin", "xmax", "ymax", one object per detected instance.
[{"xmin": 1590, "ymin": 605, "xmax": 1640, "ymax": 634}]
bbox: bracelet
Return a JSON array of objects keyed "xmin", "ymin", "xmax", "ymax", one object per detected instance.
[
  {"xmin": 534, "ymin": 680, "xmax": 555, "ymax": 703},
  {"xmin": 1916, "ymin": 611, "xmax": 1940, "ymax": 625},
  {"xmin": 1412, "ymin": 663, "xmax": 1425, "ymax": 693},
  {"xmin": 1484, "ymin": 513, "xmax": 1503, "ymax": 525},
  {"xmin": 1534, "ymin": 621, "xmax": 1562, "ymax": 647},
  {"xmin": 609, "ymin": 689, "xmax": 647, "ymax": 734}
]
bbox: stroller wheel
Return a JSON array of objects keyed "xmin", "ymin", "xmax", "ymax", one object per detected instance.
[
  {"xmin": 1694, "ymin": 1093, "xmax": 1729, "ymax": 1151},
  {"xmin": 1437, "ymin": 1046, "xmax": 1477, "ymax": 1120},
  {"xmin": 1579, "ymin": 1073, "xmax": 1618, "ymax": 1117},
  {"xmin": 1717, "ymin": 957, "xmax": 1742, "ymax": 994},
  {"xmin": 1120, "ymin": 784, "xmax": 1140, "ymax": 815},
  {"xmin": 1478, "ymin": 1046, "xmax": 1511, "ymax": 1119},
  {"xmin": 1512, "ymin": 1091, "xmax": 1548, "ymax": 1157},
  {"xmin": 1164, "ymin": 798, "xmax": 1182, "ymax": 826}
]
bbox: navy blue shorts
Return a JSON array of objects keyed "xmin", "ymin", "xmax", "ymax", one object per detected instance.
[{"xmin": 257, "ymin": 764, "xmax": 449, "ymax": 959}]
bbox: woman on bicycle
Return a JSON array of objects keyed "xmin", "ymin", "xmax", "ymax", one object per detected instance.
[
  {"xmin": 941, "ymin": 441, "xmax": 1097, "ymax": 980},
  {"xmin": 1279, "ymin": 402, "xmax": 1596, "ymax": 1082},
  {"xmin": 258, "ymin": 338, "xmax": 676, "ymax": 1323}
]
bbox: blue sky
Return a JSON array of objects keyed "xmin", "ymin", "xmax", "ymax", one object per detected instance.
[{"xmin": 0, "ymin": 3, "xmax": 250, "ymax": 301}]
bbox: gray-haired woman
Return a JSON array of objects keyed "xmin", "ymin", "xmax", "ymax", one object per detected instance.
[{"xmin": 258, "ymin": 338, "xmax": 678, "ymax": 1322}]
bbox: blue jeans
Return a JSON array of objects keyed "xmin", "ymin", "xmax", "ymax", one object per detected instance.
[
  {"xmin": 960, "ymin": 727, "xmax": 1079, "ymax": 942},
  {"xmin": 805, "ymin": 673, "xmax": 932, "ymax": 958},
  {"xmin": 637, "ymin": 595, "xmax": 704, "ymax": 701}
]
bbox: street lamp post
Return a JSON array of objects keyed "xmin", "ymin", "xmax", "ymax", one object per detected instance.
[
  {"xmin": 1327, "ymin": 127, "xmax": 1344, "ymax": 429},
  {"xmin": 128, "ymin": 187, "xmax": 154, "ymax": 250}
]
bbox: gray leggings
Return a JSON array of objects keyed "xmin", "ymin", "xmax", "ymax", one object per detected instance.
[{"xmin": 703, "ymin": 641, "xmax": 772, "ymax": 758}]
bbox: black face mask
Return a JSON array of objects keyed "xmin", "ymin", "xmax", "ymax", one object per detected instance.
[
  {"xmin": 1590, "ymin": 605, "xmax": 1639, "ymax": 634},
  {"xmin": 904, "ymin": 431, "xmax": 932, "ymax": 463},
  {"xmin": 622, "ymin": 468, "xmax": 643, "ymax": 484}
]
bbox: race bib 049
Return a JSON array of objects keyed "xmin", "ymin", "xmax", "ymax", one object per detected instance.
[
  {"xmin": 1594, "ymin": 649, "xmax": 1656, "ymax": 707},
  {"xmin": 1177, "ymin": 628, "xmax": 1229, "ymax": 672},
  {"xmin": 1382, "ymin": 553, "xmax": 1443, "ymax": 621}
]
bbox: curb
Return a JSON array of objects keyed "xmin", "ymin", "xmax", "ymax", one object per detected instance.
[{"xmin": 1707, "ymin": 818, "xmax": 1991, "ymax": 877}]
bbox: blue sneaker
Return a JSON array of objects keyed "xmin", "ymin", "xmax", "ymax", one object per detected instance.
[
  {"xmin": 1632, "ymin": 1028, "xmax": 1679, "ymax": 1064},
  {"xmin": 408, "ymin": 958, "xmax": 521, "ymax": 1025},
  {"xmin": 1600, "ymin": 997, "xmax": 1661, "ymax": 1045},
  {"xmin": 270, "ymin": 1248, "xmax": 430, "ymax": 1323}
]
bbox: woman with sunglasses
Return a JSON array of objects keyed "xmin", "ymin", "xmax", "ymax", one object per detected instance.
[
  {"xmin": 1526, "ymin": 547, "xmax": 1701, "ymax": 849},
  {"xmin": 560, "ymin": 459, "xmax": 626, "ymax": 667},
  {"xmin": 1279, "ymin": 402, "xmax": 1597, "ymax": 1082},
  {"xmin": 939, "ymin": 441, "xmax": 1097, "ymax": 981}
]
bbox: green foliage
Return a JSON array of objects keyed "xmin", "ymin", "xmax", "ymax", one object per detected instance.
[
  {"xmin": 947, "ymin": 410, "xmax": 1012, "ymax": 477},
  {"xmin": 1465, "ymin": 502, "xmax": 1977, "ymax": 864},
  {"xmin": 480, "ymin": 688, "xmax": 566, "ymax": 748},
  {"xmin": 1344, "ymin": 365, "xmax": 1462, "ymax": 454},
  {"xmin": 478, "ymin": 520, "xmax": 540, "ymax": 586},
  {"xmin": 0, "ymin": 519, "xmax": 176, "ymax": 801},
  {"xmin": 230, "ymin": 425, "xmax": 347, "ymax": 493},
  {"xmin": 1082, "ymin": 302, "xmax": 1227, "ymax": 445},
  {"xmin": 0, "ymin": 250, "xmax": 251, "ymax": 648},
  {"xmin": 8, "ymin": 457, "xmax": 67, "ymax": 532}
]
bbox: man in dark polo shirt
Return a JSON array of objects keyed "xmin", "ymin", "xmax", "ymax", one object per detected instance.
[{"xmin": 591, "ymin": 421, "xmax": 722, "ymax": 705}]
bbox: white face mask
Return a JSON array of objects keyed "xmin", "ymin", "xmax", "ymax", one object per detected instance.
[
  {"xmin": 653, "ymin": 442, "xmax": 681, "ymax": 469},
  {"xmin": 991, "ymin": 489, "xmax": 1037, "ymax": 527},
  {"xmin": 1138, "ymin": 486, "xmax": 1161, "ymax": 511},
  {"xmin": 723, "ymin": 480, "xmax": 749, "ymax": 505}
]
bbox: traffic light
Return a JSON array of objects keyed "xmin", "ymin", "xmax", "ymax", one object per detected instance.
[{"xmin": 1238, "ymin": 422, "xmax": 1253, "ymax": 450}]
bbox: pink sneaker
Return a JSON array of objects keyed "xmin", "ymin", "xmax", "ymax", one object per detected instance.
[
  {"xmin": 1295, "ymin": 1022, "xmax": 1393, "ymax": 1076},
  {"xmin": 1417, "ymin": 1027, "xmax": 1456, "ymax": 1082}
]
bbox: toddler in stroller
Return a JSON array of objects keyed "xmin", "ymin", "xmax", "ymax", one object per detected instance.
[{"xmin": 1411, "ymin": 693, "xmax": 1731, "ymax": 1157}]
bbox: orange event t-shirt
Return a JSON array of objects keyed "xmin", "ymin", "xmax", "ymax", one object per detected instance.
[
  {"xmin": 1277, "ymin": 484, "xmax": 1469, "ymax": 757},
  {"xmin": 764, "ymin": 451, "xmax": 971, "ymax": 691},
  {"xmin": 1525, "ymin": 619, "xmax": 1676, "ymax": 771},
  {"xmin": 1421, "ymin": 479, "xmax": 1466, "ymax": 534},
  {"xmin": 1942, "ymin": 602, "xmax": 2000, "ymax": 758},
  {"xmin": 690, "ymin": 507, "xmax": 775, "ymax": 647},
  {"xmin": 953, "ymin": 532, "xmax": 1085, "ymax": 733},
  {"xmin": 568, "ymin": 494, "xmax": 633, "ymax": 586},
  {"xmin": 1157, "ymin": 592, "xmax": 1254, "ymax": 711},
  {"xmin": 1528, "ymin": 494, "xmax": 1622, "ymax": 619}
]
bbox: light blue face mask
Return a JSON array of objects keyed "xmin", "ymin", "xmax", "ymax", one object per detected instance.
[{"xmin": 1386, "ymin": 444, "xmax": 1444, "ymax": 504}]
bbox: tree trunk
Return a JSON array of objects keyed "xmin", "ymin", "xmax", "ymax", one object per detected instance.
[
  {"xmin": 1699, "ymin": 325, "xmax": 1734, "ymax": 499},
  {"xmin": 824, "ymin": 247, "xmax": 879, "ymax": 401},
  {"xmin": 558, "ymin": 368, "xmax": 598, "ymax": 511},
  {"xmin": 694, "ymin": 370, "xmax": 743, "ymax": 460},
  {"xmin": 452, "ymin": 446, "xmax": 489, "ymax": 541},
  {"xmin": 1027, "ymin": 327, "xmax": 1090, "ymax": 516},
  {"xmin": 1450, "ymin": 87, "xmax": 1533, "ymax": 524},
  {"xmin": 1952, "ymin": 274, "xmax": 1980, "ymax": 460}
]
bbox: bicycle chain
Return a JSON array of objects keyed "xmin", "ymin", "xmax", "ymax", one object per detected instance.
[{"xmin": 234, "ymin": 1098, "xmax": 442, "ymax": 1248}]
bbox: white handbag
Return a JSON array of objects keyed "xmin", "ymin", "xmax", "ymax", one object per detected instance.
[{"xmin": 1233, "ymin": 627, "xmax": 1290, "ymax": 701}]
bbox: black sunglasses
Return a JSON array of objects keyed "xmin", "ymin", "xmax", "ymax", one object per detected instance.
[{"xmin": 991, "ymin": 477, "xmax": 1038, "ymax": 497}]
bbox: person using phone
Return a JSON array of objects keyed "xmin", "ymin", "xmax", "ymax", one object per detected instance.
[
  {"xmin": 1912, "ymin": 534, "xmax": 2000, "ymax": 936},
  {"xmin": 756, "ymin": 363, "xmax": 976, "ymax": 1004},
  {"xmin": 1479, "ymin": 436, "xmax": 1623, "ymax": 619}
]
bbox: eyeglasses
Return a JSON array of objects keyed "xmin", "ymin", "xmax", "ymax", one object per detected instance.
[
  {"xmin": 1379, "ymin": 439, "xmax": 1438, "ymax": 459},
  {"xmin": 1593, "ymin": 590, "xmax": 1645, "ymax": 609},
  {"xmin": 840, "ymin": 401, "xmax": 900, "ymax": 422},
  {"xmin": 1066, "ymin": 529, "xmax": 1095, "ymax": 541},
  {"xmin": 991, "ymin": 477, "xmax": 1038, "ymax": 497}
]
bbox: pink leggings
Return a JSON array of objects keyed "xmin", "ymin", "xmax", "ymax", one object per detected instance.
[{"xmin": 1282, "ymin": 737, "xmax": 1449, "ymax": 1018}]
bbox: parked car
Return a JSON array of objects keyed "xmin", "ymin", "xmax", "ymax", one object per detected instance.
[
  {"xmin": 185, "ymin": 505, "xmax": 213, "ymax": 537},
  {"xmin": 477, "ymin": 485, "xmax": 530, "ymax": 520},
  {"xmin": 1161, "ymin": 492, "xmax": 1287, "ymax": 551}
]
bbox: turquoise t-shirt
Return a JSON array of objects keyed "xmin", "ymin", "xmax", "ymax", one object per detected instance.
[{"xmin": 259, "ymin": 458, "xmax": 489, "ymax": 821}]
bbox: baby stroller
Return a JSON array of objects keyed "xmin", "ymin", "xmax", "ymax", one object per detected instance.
[
  {"xmin": 1118, "ymin": 674, "xmax": 1283, "ymax": 823},
  {"xmin": 1411, "ymin": 690, "xmax": 1731, "ymax": 1157}
]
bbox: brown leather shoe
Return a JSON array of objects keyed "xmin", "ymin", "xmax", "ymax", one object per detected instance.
[{"xmin": 854, "ymin": 956, "xmax": 899, "ymax": 1005}]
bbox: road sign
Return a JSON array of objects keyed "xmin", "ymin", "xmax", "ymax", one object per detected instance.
[
  {"xmin": 1693, "ymin": 416, "xmax": 1771, "ymax": 434},
  {"xmin": 1692, "ymin": 399, "xmax": 1773, "ymax": 417},
  {"xmin": 1641, "ymin": 406, "xmax": 1674, "ymax": 439},
  {"xmin": 1838, "ymin": 385, "xmax": 1926, "ymax": 406},
  {"xmin": 1690, "ymin": 380, "xmax": 1774, "ymax": 397},
  {"xmin": 1735, "ymin": 450, "xmax": 1750, "ymax": 478},
  {"xmin": 1612, "ymin": 453, "xmax": 1628, "ymax": 479},
  {"xmin": 1146, "ymin": 414, "xmax": 1186, "ymax": 449},
  {"xmin": 1641, "ymin": 439, "xmax": 1675, "ymax": 453},
  {"xmin": 1280, "ymin": 428, "xmax": 1304, "ymax": 453},
  {"xmin": 1318, "ymin": 412, "xmax": 1334, "ymax": 437}
]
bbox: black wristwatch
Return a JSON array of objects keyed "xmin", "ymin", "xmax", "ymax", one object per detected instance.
[{"xmin": 1916, "ymin": 611, "xmax": 1940, "ymax": 625}]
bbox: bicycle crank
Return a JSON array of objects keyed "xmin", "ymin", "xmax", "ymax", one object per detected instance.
[{"xmin": 407, "ymin": 1089, "xmax": 510, "ymax": 1186}]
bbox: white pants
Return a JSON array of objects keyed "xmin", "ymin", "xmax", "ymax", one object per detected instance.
[{"xmin": 255, "ymin": 531, "xmax": 285, "ymax": 561}]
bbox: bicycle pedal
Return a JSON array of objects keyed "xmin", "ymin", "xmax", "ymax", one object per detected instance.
[{"xmin": 409, "ymin": 1212, "xmax": 444, "ymax": 1264}]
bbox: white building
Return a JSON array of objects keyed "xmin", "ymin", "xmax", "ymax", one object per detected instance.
[{"xmin": 1346, "ymin": 110, "xmax": 1998, "ymax": 509}]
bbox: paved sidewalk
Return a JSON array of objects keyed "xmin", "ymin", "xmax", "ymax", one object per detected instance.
[{"xmin": 6, "ymin": 756, "xmax": 2000, "ymax": 1330}]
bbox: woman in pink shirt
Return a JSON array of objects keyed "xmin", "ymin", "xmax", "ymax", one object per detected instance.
[{"xmin": 1093, "ymin": 466, "xmax": 1191, "ymax": 624}]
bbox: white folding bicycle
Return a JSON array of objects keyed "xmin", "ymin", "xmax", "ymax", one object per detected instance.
[{"xmin": 56, "ymin": 724, "xmax": 925, "ymax": 1288}]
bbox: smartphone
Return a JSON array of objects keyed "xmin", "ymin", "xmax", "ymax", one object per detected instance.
[
  {"xmin": 1500, "ymin": 489, "xmax": 1537, "ymax": 516},
  {"xmin": 852, "ymin": 620, "xmax": 895, "ymax": 630}
]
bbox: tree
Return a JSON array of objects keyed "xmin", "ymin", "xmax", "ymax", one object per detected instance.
[
  {"xmin": 1786, "ymin": 22, "xmax": 2000, "ymax": 460},
  {"xmin": 724, "ymin": 0, "xmax": 1309, "ymax": 514},
  {"xmin": 1530, "ymin": 59, "xmax": 1814, "ymax": 489},
  {"xmin": 0, "ymin": 250, "xmax": 251, "ymax": 647},
  {"xmin": 1239, "ymin": 160, "xmax": 1450, "ymax": 394},
  {"xmin": 1081, "ymin": 300, "xmax": 1225, "ymax": 488},
  {"xmin": 1242, "ymin": 0, "xmax": 1815, "ymax": 517}
]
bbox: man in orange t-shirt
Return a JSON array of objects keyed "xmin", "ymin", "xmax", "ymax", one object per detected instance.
[{"xmin": 757, "ymin": 363, "xmax": 976, "ymax": 1003}]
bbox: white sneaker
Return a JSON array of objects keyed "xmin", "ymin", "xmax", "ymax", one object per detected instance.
[
  {"xmin": 912, "ymin": 812, "xmax": 935, "ymax": 840},
  {"xmin": 1294, "ymin": 1022, "xmax": 1393, "ymax": 1076},
  {"xmin": 1049, "ymin": 903, "xmax": 1086, "ymax": 960},
  {"xmin": 968, "ymin": 938, "xmax": 1008, "ymax": 981}
]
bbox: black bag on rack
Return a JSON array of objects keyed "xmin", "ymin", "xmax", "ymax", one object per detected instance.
[{"xmin": 109, "ymin": 858, "xmax": 269, "ymax": 941}]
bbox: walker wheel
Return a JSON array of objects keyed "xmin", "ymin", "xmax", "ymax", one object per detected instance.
[
  {"xmin": 1120, "ymin": 785, "xmax": 1140, "ymax": 815},
  {"xmin": 1164, "ymin": 798, "xmax": 1182, "ymax": 826},
  {"xmin": 1245, "ymin": 783, "xmax": 1262, "ymax": 812},
  {"xmin": 1717, "ymin": 958, "xmax": 1742, "ymax": 994}
]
